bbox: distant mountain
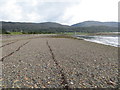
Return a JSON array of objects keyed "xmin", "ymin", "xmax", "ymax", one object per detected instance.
[
  {"xmin": 1, "ymin": 21, "xmax": 118, "ymax": 34},
  {"xmin": 72, "ymin": 21, "xmax": 118, "ymax": 27},
  {"xmin": 1, "ymin": 21, "xmax": 71, "ymax": 34},
  {"xmin": 2, "ymin": 21, "xmax": 69, "ymax": 28},
  {"xmin": 38, "ymin": 22, "xmax": 70, "ymax": 28}
]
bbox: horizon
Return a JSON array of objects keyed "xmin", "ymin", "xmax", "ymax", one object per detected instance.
[
  {"xmin": 1, "ymin": 20, "xmax": 119, "ymax": 26},
  {"xmin": 0, "ymin": 0, "xmax": 118, "ymax": 25}
]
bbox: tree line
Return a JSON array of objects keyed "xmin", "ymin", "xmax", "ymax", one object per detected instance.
[{"xmin": 1, "ymin": 22, "xmax": 118, "ymax": 34}]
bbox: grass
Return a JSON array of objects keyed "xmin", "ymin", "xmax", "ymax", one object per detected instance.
[
  {"xmin": 47, "ymin": 34, "xmax": 83, "ymax": 40},
  {"xmin": 3, "ymin": 31, "xmax": 119, "ymax": 36},
  {"xmin": 64, "ymin": 32, "xmax": 91, "ymax": 35},
  {"xmin": 64, "ymin": 32, "xmax": 120, "ymax": 36},
  {"xmin": 9, "ymin": 32, "xmax": 23, "ymax": 35}
]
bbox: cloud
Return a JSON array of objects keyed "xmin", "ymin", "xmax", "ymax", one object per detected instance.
[
  {"xmin": 0, "ymin": 0, "xmax": 119, "ymax": 25},
  {"xmin": 62, "ymin": 0, "xmax": 119, "ymax": 25},
  {"xmin": 0, "ymin": 0, "xmax": 79, "ymax": 24}
]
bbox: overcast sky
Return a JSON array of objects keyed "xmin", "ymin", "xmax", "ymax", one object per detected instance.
[{"xmin": 0, "ymin": 0, "xmax": 119, "ymax": 25}]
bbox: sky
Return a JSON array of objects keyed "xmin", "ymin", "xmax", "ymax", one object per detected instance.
[{"xmin": 0, "ymin": 0, "xmax": 119, "ymax": 25}]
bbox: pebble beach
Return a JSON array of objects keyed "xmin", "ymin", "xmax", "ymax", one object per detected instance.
[{"xmin": 1, "ymin": 34, "xmax": 119, "ymax": 88}]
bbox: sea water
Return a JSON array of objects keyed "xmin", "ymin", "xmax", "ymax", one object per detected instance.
[{"xmin": 76, "ymin": 35, "xmax": 119, "ymax": 47}]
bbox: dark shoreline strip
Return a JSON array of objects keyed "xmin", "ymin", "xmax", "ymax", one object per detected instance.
[
  {"xmin": 46, "ymin": 40, "xmax": 70, "ymax": 89},
  {"xmin": 1, "ymin": 41, "xmax": 30, "ymax": 62}
]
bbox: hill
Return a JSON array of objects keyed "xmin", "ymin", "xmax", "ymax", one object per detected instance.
[
  {"xmin": 2, "ymin": 21, "xmax": 71, "ymax": 34},
  {"xmin": 1, "ymin": 21, "xmax": 118, "ymax": 34},
  {"xmin": 72, "ymin": 21, "xmax": 118, "ymax": 27}
]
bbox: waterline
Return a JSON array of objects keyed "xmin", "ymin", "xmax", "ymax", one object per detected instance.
[{"xmin": 76, "ymin": 35, "xmax": 119, "ymax": 47}]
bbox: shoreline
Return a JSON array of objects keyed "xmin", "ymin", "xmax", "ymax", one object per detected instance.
[
  {"xmin": 74, "ymin": 35, "xmax": 119, "ymax": 48},
  {"xmin": 2, "ymin": 34, "xmax": 119, "ymax": 48}
]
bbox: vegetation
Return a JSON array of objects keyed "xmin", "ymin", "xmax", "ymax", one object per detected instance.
[
  {"xmin": 1, "ymin": 21, "xmax": 118, "ymax": 34},
  {"xmin": 9, "ymin": 32, "xmax": 23, "ymax": 35}
]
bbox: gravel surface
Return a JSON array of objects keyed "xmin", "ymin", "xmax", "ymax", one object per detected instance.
[
  {"xmin": 1, "ymin": 34, "xmax": 119, "ymax": 88},
  {"xmin": 48, "ymin": 38, "xmax": 118, "ymax": 88}
]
